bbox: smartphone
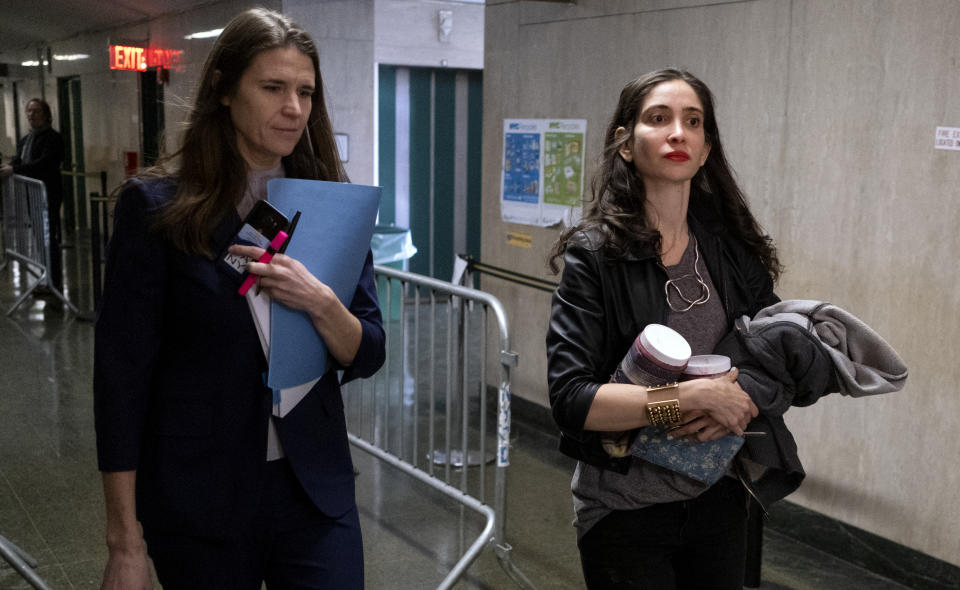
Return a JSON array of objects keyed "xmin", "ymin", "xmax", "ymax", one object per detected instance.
[{"xmin": 220, "ymin": 200, "xmax": 290, "ymax": 279}]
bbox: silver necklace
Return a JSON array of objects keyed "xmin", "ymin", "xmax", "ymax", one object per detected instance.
[{"xmin": 664, "ymin": 240, "xmax": 710, "ymax": 312}]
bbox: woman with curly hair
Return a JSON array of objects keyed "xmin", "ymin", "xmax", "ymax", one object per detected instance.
[{"xmin": 547, "ymin": 69, "xmax": 781, "ymax": 589}]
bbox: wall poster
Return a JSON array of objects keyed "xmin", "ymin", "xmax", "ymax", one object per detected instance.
[{"xmin": 500, "ymin": 118, "xmax": 586, "ymax": 227}]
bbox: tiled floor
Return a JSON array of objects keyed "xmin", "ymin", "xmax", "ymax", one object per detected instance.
[{"xmin": 0, "ymin": 228, "xmax": 918, "ymax": 589}]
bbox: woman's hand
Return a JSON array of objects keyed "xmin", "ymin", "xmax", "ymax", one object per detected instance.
[
  {"xmin": 667, "ymin": 411, "xmax": 731, "ymax": 442},
  {"xmin": 228, "ymin": 244, "xmax": 362, "ymax": 366},
  {"xmin": 228, "ymin": 244, "xmax": 328, "ymax": 314},
  {"xmin": 101, "ymin": 540, "xmax": 153, "ymax": 590},
  {"xmin": 101, "ymin": 471, "xmax": 153, "ymax": 590},
  {"xmin": 677, "ymin": 368, "xmax": 757, "ymax": 437}
]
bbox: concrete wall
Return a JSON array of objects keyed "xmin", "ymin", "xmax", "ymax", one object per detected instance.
[
  {"xmin": 374, "ymin": 0, "xmax": 484, "ymax": 70},
  {"xmin": 483, "ymin": 0, "xmax": 960, "ymax": 565},
  {"xmin": 284, "ymin": 0, "xmax": 376, "ymax": 185}
]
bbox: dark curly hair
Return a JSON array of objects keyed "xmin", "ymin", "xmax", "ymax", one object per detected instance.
[{"xmin": 548, "ymin": 69, "xmax": 781, "ymax": 282}]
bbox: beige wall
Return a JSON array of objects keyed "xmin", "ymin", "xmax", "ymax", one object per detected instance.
[
  {"xmin": 374, "ymin": 0, "xmax": 484, "ymax": 70},
  {"xmin": 284, "ymin": 0, "xmax": 376, "ymax": 185},
  {"xmin": 483, "ymin": 0, "xmax": 960, "ymax": 566}
]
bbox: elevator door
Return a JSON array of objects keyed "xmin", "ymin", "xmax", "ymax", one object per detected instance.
[{"xmin": 378, "ymin": 65, "xmax": 482, "ymax": 281}]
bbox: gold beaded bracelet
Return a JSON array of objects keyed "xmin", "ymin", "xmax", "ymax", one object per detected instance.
[{"xmin": 645, "ymin": 383, "xmax": 682, "ymax": 427}]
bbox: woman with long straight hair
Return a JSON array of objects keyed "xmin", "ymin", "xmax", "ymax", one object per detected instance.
[
  {"xmin": 95, "ymin": 8, "xmax": 384, "ymax": 589},
  {"xmin": 547, "ymin": 69, "xmax": 781, "ymax": 589}
]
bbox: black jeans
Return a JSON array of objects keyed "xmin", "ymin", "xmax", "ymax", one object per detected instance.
[{"xmin": 578, "ymin": 476, "xmax": 748, "ymax": 590}]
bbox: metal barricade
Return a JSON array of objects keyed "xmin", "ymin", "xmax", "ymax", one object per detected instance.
[
  {"xmin": 0, "ymin": 535, "xmax": 53, "ymax": 590},
  {"xmin": 343, "ymin": 265, "xmax": 535, "ymax": 590},
  {"xmin": 0, "ymin": 174, "xmax": 79, "ymax": 316}
]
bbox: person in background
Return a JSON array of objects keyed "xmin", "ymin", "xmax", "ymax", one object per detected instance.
[
  {"xmin": 0, "ymin": 98, "xmax": 66, "ymax": 290},
  {"xmin": 546, "ymin": 69, "xmax": 782, "ymax": 589},
  {"xmin": 95, "ymin": 8, "xmax": 384, "ymax": 589}
]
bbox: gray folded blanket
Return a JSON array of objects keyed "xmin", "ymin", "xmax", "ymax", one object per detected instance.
[
  {"xmin": 748, "ymin": 299, "xmax": 908, "ymax": 398},
  {"xmin": 712, "ymin": 299, "xmax": 909, "ymax": 507}
]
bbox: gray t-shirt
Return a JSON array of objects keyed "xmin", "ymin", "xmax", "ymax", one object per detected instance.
[{"xmin": 571, "ymin": 236, "xmax": 729, "ymax": 539}]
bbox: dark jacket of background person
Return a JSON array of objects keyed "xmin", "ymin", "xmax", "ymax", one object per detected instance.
[
  {"xmin": 94, "ymin": 178, "xmax": 385, "ymax": 537},
  {"xmin": 11, "ymin": 125, "xmax": 65, "ymax": 209},
  {"xmin": 546, "ymin": 190, "xmax": 780, "ymax": 474}
]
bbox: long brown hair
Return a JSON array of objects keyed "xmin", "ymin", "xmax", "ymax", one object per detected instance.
[
  {"xmin": 149, "ymin": 7, "xmax": 346, "ymax": 255},
  {"xmin": 548, "ymin": 69, "xmax": 781, "ymax": 282}
]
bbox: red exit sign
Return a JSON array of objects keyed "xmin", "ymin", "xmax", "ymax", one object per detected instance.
[
  {"xmin": 110, "ymin": 45, "xmax": 147, "ymax": 71},
  {"xmin": 109, "ymin": 45, "xmax": 183, "ymax": 71}
]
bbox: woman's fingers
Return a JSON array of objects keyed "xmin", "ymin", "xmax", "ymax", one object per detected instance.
[
  {"xmin": 668, "ymin": 412, "xmax": 710, "ymax": 438},
  {"xmin": 253, "ymin": 254, "xmax": 337, "ymax": 319},
  {"xmin": 695, "ymin": 374, "xmax": 755, "ymax": 436},
  {"xmin": 248, "ymin": 253, "xmax": 290, "ymax": 281},
  {"xmin": 667, "ymin": 372, "xmax": 757, "ymax": 441},
  {"xmin": 228, "ymin": 244, "xmax": 266, "ymax": 260},
  {"xmin": 692, "ymin": 423, "xmax": 729, "ymax": 442},
  {"xmin": 668, "ymin": 415, "xmax": 731, "ymax": 442}
]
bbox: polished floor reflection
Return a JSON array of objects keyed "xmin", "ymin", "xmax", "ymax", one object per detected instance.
[{"xmin": 0, "ymin": 229, "xmax": 919, "ymax": 589}]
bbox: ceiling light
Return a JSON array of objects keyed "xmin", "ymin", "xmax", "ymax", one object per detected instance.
[
  {"xmin": 21, "ymin": 60, "xmax": 49, "ymax": 67},
  {"xmin": 54, "ymin": 54, "xmax": 90, "ymax": 61},
  {"xmin": 184, "ymin": 28, "xmax": 223, "ymax": 40}
]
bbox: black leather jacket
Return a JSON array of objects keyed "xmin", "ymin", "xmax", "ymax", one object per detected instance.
[{"xmin": 546, "ymin": 192, "xmax": 779, "ymax": 474}]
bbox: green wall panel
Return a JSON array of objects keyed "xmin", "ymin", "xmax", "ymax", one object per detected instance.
[{"xmin": 377, "ymin": 65, "xmax": 396, "ymax": 226}]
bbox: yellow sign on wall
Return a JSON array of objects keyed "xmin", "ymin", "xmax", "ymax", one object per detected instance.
[{"xmin": 507, "ymin": 232, "xmax": 532, "ymax": 248}]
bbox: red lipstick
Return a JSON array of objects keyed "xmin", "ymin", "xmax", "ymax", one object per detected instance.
[{"xmin": 665, "ymin": 151, "xmax": 690, "ymax": 162}]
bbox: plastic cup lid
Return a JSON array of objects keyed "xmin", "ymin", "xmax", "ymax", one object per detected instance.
[
  {"xmin": 683, "ymin": 354, "xmax": 732, "ymax": 375},
  {"xmin": 638, "ymin": 324, "xmax": 691, "ymax": 368}
]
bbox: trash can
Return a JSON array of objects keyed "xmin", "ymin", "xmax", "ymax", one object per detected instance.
[{"xmin": 371, "ymin": 224, "xmax": 417, "ymax": 321}]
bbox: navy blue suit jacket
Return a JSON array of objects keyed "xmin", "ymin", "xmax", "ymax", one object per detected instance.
[{"xmin": 94, "ymin": 178, "xmax": 385, "ymax": 538}]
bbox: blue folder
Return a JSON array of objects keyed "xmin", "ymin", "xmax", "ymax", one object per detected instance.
[{"xmin": 266, "ymin": 178, "xmax": 381, "ymax": 390}]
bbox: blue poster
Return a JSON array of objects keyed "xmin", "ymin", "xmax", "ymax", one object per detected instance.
[{"xmin": 503, "ymin": 132, "xmax": 540, "ymax": 204}]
